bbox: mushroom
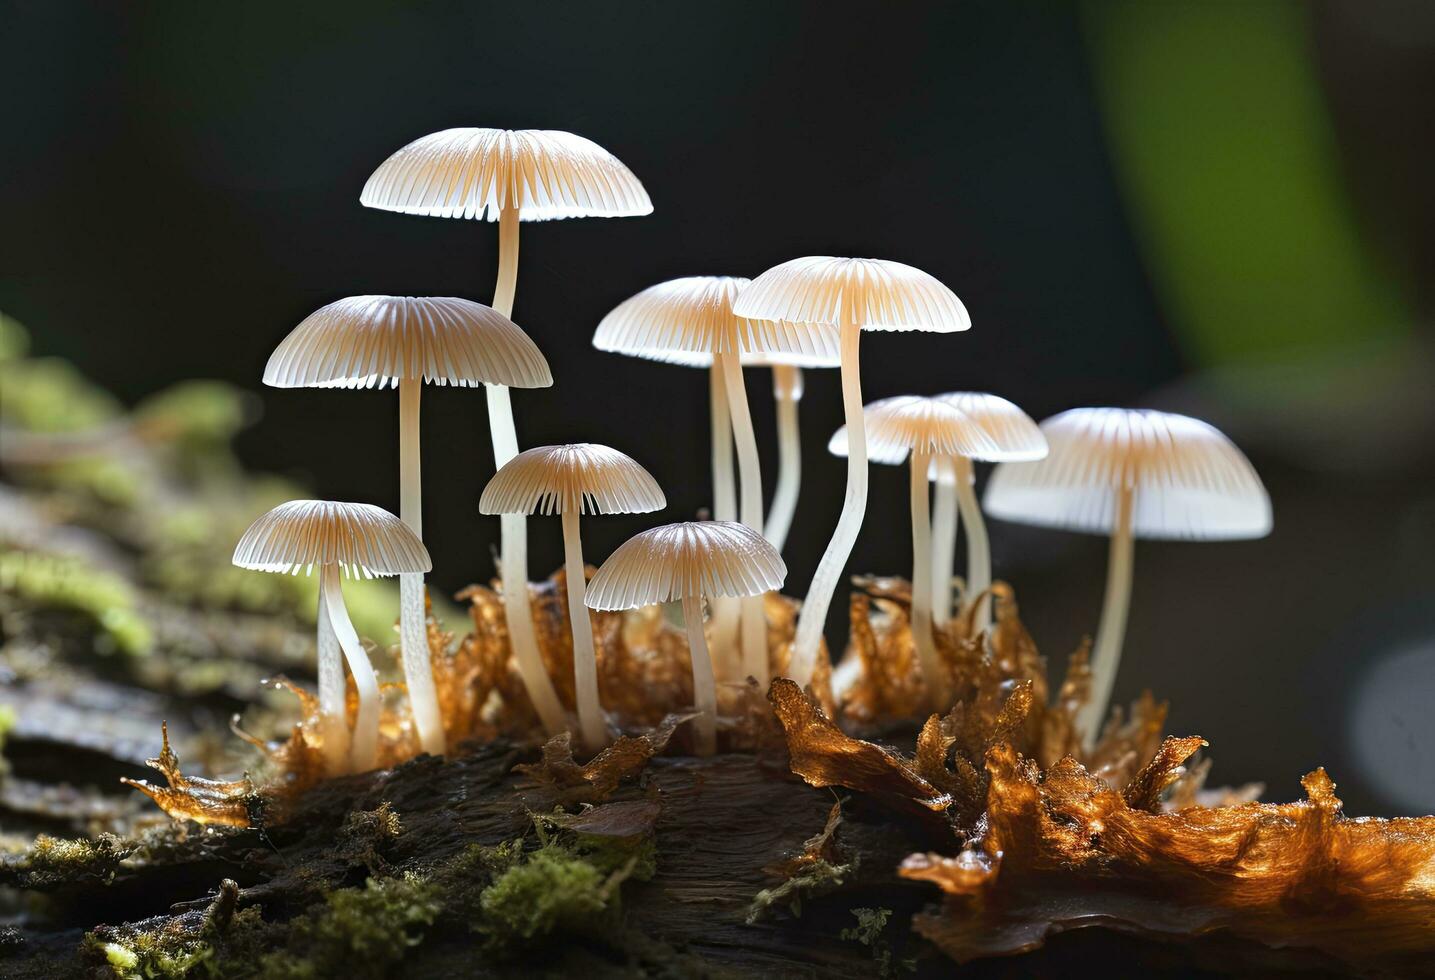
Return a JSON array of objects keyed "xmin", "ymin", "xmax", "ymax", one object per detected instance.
[
  {"xmin": 930, "ymin": 392, "xmax": 1048, "ymax": 634},
  {"xmin": 984, "ymin": 408, "xmax": 1271, "ymax": 746},
  {"xmin": 480, "ymin": 444, "xmax": 665, "ymax": 750},
  {"xmin": 829, "ymin": 396, "xmax": 998, "ymax": 706},
  {"xmin": 592, "ymin": 276, "xmax": 836, "ymax": 687},
  {"xmin": 232, "ymin": 500, "xmax": 430, "ymax": 774},
  {"xmin": 361, "ymin": 128, "xmax": 651, "ymax": 741},
  {"xmin": 585, "ymin": 521, "xmax": 786, "ymax": 756},
  {"xmin": 263, "ymin": 295, "xmax": 564, "ymax": 749},
  {"xmin": 734, "ymin": 258, "xmax": 971, "ymax": 688}
]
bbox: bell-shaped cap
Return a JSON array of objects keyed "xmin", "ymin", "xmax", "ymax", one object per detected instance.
[
  {"xmin": 585, "ymin": 521, "xmax": 786, "ymax": 610},
  {"xmin": 732, "ymin": 257, "xmax": 970, "ymax": 334},
  {"xmin": 828, "ymin": 395, "xmax": 1002, "ymax": 465},
  {"xmin": 983, "ymin": 407, "xmax": 1273, "ymax": 541},
  {"xmin": 360, "ymin": 128, "xmax": 652, "ymax": 222},
  {"xmin": 934, "ymin": 392, "xmax": 1048, "ymax": 462},
  {"xmin": 479, "ymin": 443, "xmax": 665, "ymax": 516},
  {"xmin": 593, "ymin": 276, "xmax": 840, "ymax": 366},
  {"xmin": 232, "ymin": 500, "xmax": 431, "ymax": 578},
  {"xmin": 264, "ymin": 296, "xmax": 552, "ymax": 391}
]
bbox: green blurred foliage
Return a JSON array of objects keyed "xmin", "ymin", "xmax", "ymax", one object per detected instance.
[{"xmin": 1082, "ymin": 0, "xmax": 1408, "ymax": 366}]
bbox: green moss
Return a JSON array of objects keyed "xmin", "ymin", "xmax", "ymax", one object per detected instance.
[
  {"xmin": 0, "ymin": 704, "xmax": 14, "ymax": 778},
  {"xmin": 254, "ymin": 873, "xmax": 440, "ymax": 980},
  {"xmin": 90, "ymin": 930, "xmax": 214, "ymax": 980},
  {"xmin": 135, "ymin": 381, "xmax": 252, "ymax": 448},
  {"xmin": 840, "ymin": 907, "xmax": 914, "ymax": 976},
  {"xmin": 13, "ymin": 833, "xmax": 133, "ymax": 888},
  {"xmin": 0, "ymin": 311, "xmax": 30, "ymax": 361},
  {"xmin": 0, "ymin": 356, "xmax": 119, "ymax": 433},
  {"xmin": 478, "ymin": 847, "xmax": 623, "ymax": 949},
  {"xmin": 0, "ymin": 550, "xmax": 152, "ymax": 656}
]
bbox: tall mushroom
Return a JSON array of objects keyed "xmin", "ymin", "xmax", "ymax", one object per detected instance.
[
  {"xmin": 734, "ymin": 258, "xmax": 971, "ymax": 688},
  {"xmin": 592, "ymin": 276, "xmax": 836, "ymax": 687},
  {"xmin": 480, "ymin": 444, "xmax": 665, "ymax": 750},
  {"xmin": 931, "ymin": 392, "xmax": 1048, "ymax": 633},
  {"xmin": 585, "ymin": 521, "xmax": 786, "ymax": 756},
  {"xmin": 984, "ymin": 407, "xmax": 1271, "ymax": 747},
  {"xmin": 232, "ymin": 500, "xmax": 430, "ymax": 774},
  {"xmin": 829, "ymin": 396, "xmax": 998, "ymax": 706},
  {"xmin": 263, "ymin": 295, "xmax": 564, "ymax": 748},
  {"xmin": 361, "ymin": 128, "xmax": 651, "ymax": 737}
]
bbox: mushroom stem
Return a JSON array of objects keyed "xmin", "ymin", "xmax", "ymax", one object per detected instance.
[
  {"xmin": 765, "ymin": 365, "xmax": 802, "ymax": 553},
  {"xmin": 397, "ymin": 378, "xmax": 444, "ymax": 757},
  {"xmin": 681, "ymin": 593, "xmax": 718, "ymax": 756},
  {"xmin": 952, "ymin": 455, "xmax": 992, "ymax": 635},
  {"xmin": 788, "ymin": 313, "xmax": 864, "ymax": 686},
  {"xmin": 320, "ymin": 564, "xmax": 380, "ymax": 773},
  {"xmin": 909, "ymin": 449, "xmax": 945, "ymax": 708},
  {"xmin": 717, "ymin": 350, "xmax": 768, "ymax": 687},
  {"xmin": 1078, "ymin": 484, "xmax": 1136, "ymax": 750},
  {"xmin": 707, "ymin": 363, "xmax": 739, "ymax": 679},
  {"xmin": 710, "ymin": 363, "xmax": 737, "ymax": 523},
  {"xmin": 931, "ymin": 456, "xmax": 959, "ymax": 628},
  {"xmin": 314, "ymin": 586, "xmax": 349, "ymax": 776},
  {"xmin": 561, "ymin": 507, "xmax": 607, "ymax": 751},
  {"xmin": 485, "ymin": 203, "xmax": 567, "ymax": 737}
]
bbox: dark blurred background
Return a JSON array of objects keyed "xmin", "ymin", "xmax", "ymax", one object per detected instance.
[{"xmin": 3, "ymin": 0, "xmax": 1433, "ymax": 815}]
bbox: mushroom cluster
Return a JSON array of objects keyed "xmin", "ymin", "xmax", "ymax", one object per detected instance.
[{"xmin": 226, "ymin": 125, "xmax": 1272, "ymax": 769}]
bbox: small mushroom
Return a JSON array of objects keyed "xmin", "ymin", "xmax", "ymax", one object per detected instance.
[
  {"xmin": 930, "ymin": 392, "xmax": 1047, "ymax": 633},
  {"xmin": 984, "ymin": 408, "xmax": 1271, "ymax": 747},
  {"xmin": 232, "ymin": 500, "xmax": 430, "ymax": 774},
  {"xmin": 735, "ymin": 258, "xmax": 971, "ymax": 688},
  {"xmin": 362, "ymin": 128, "xmax": 652, "ymax": 741},
  {"xmin": 480, "ymin": 444, "xmax": 665, "ymax": 750},
  {"xmin": 264, "ymin": 295, "xmax": 562, "ymax": 749},
  {"xmin": 829, "ymin": 396, "xmax": 998, "ymax": 707},
  {"xmin": 593, "ymin": 276, "xmax": 836, "ymax": 687},
  {"xmin": 585, "ymin": 521, "xmax": 786, "ymax": 756}
]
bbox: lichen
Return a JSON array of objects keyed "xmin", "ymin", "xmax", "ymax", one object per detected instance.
[
  {"xmin": 840, "ymin": 908, "xmax": 914, "ymax": 977},
  {"xmin": 746, "ymin": 802, "xmax": 854, "ymax": 923}
]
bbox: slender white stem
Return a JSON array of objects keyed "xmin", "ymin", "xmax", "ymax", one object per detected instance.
[
  {"xmin": 1078, "ymin": 485, "xmax": 1136, "ymax": 750},
  {"xmin": 561, "ymin": 508, "xmax": 606, "ymax": 751},
  {"xmin": 952, "ymin": 455, "xmax": 992, "ymax": 636},
  {"xmin": 682, "ymin": 593, "xmax": 717, "ymax": 756},
  {"xmin": 710, "ymin": 363, "xmax": 736, "ymax": 523},
  {"xmin": 398, "ymin": 378, "xmax": 444, "ymax": 757},
  {"xmin": 718, "ymin": 351, "xmax": 768, "ymax": 687},
  {"xmin": 707, "ymin": 362, "xmax": 739, "ymax": 678},
  {"xmin": 930, "ymin": 456, "xmax": 959, "ymax": 628},
  {"xmin": 788, "ymin": 315, "xmax": 864, "ymax": 687},
  {"xmin": 314, "ymin": 584, "xmax": 349, "ymax": 775},
  {"xmin": 321, "ymin": 564, "xmax": 380, "ymax": 773},
  {"xmin": 909, "ymin": 450, "xmax": 944, "ymax": 708},
  {"xmin": 765, "ymin": 365, "xmax": 802, "ymax": 554},
  {"xmin": 485, "ymin": 204, "xmax": 566, "ymax": 737}
]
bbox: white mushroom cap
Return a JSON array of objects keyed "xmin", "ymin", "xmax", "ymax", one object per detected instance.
[
  {"xmin": 827, "ymin": 396, "xmax": 1003, "ymax": 465},
  {"xmin": 934, "ymin": 392, "xmax": 1048, "ymax": 462},
  {"xmin": 585, "ymin": 521, "xmax": 786, "ymax": 610},
  {"xmin": 232, "ymin": 500, "xmax": 432, "ymax": 578},
  {"xmin": 983, "ymin": 407, "xmax": 1273, "ymax": 541},
  {"xmin": 264, "ymin": 296, "xmax": 552, "ymax": 391},
  {"xmin": 360, "ymin": 128, "xmax": 652, "ymax": 222},
  {"xmin": 479, "ymin": 443, "xmax": 666, "ymax": 516},
  {"xmin": 732, "ymin": 257, "xmax": 970, "ymax": 333},
  {"xmin": 593, "ymin": 276, "xmax": 841, "ymax": 365}
]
